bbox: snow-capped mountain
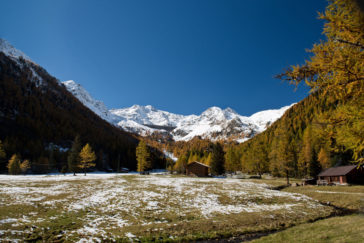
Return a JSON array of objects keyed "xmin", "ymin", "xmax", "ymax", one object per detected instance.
[
  {"xmin": 62, "ymin": 80, "xmax": 293, "ymax": 142},
  {"xmin": 62, "ymin": 80, "xmax": 119, "ymax": 124},
  {"xmin": 111, "ymin": 105, "xmax": 186, "ymax": 127},
  {"xmin": 111, "ymin": 104, "xmax": 293, "ymax": 142}
]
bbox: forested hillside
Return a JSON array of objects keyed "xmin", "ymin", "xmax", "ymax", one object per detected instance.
[
  {"xmin": 230, "ymin": 0, "xmax": 364, "ymax": 178},
  {"xmin": 0, "ymin": 53, "xmax": 139, "ymax": 172}
]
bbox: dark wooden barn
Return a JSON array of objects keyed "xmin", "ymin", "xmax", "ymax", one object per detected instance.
[
  {"xmin": 317, "ymin": 165, "xmax": 364, "ymax": 185},
  {"xmin": 186, "ymin": 161, "xmax": 210, "ymax": 177}
]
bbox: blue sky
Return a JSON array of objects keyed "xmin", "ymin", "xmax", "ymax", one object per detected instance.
[{"xmin": 0, "ymin": 0, "xmax": 327, "ymax": 115}]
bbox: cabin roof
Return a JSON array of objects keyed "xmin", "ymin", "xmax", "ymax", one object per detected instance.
[
  {"xmin": 187, "ymin": 161, "xmax": 210, "ymax": 168},
  {"xmin": 318, "ymin": 165, "xmax": 357, "ymax": 177}
]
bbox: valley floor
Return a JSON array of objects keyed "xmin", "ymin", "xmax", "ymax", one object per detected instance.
[{"xmin": 0, "ymin": 174, "xmax": 362, "ymax": 242}]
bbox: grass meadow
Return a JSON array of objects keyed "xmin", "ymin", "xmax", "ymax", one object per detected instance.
[
  {"xmin": 0, "ymin": 173, "xmax": 337, "ymax": 242},
  {"xmin": 0, "ymin": 174, "xmax": 362, "ymax": 242}
]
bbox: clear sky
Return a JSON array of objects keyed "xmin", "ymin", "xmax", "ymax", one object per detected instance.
[{"xmin": 0, "ymin": 0, "xmax": 327, "ymax": 115}]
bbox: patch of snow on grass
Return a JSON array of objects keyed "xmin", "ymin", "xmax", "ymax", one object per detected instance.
[{"xmin": 0, "ymin": 218, "xmax": 18, "ymax": 224}]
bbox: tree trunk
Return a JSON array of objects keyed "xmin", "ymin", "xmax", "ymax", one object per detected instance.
[{"xmin": 286, "ymin": 170, "xmax": 290, "ymax": 185}]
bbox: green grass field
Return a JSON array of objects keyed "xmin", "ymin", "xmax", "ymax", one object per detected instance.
[
  {"xmin": 252, "ymin": 214, "xmax": 364, "ymax": 243},
  {"xmin": 250, "ymin": 180, "xmax": 364, "ymax": 243}
]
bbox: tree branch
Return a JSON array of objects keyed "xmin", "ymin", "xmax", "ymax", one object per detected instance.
[{"xmin": 335, "ymin": 38, "xmax": 364, "ymax": 49}]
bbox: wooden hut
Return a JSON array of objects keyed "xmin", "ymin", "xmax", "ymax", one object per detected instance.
[
  {"xmin": 317, "ymin": 165, "xmax": 364, "ymax": 185},
  {"xmin": 186, "ymin": 161, "xmax": 210, "ymax": 177}
]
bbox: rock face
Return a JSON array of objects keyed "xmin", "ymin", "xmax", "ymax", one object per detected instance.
[{"xmin": 62, "ymin": 80, "xmax": 293, "ymax": 142}]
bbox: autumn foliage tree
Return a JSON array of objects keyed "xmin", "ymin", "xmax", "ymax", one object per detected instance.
[
  {"xmin": 278, "ymin": 0, "xmax": 364, "ymax": 165},
  {"xmin": 7, "ymin": 154, "xmax": 21, "ymax": 175},
  {"xmin": 79, "ymin": 143, "xmax": 96, "ymax": 175},
  {"xmin": 224, "ymin": 147, "xmax": 241, "ymax": 173},
  {"xmin": 269, "ymin": 125, "xmax": 296, "ymax": 185},
  {"xmin": 246, "ymin": 141, "xmax": 269, "ymax": 178},
  {"xmin": 318, "ymin": 147, "xmax": 332, "ymax": 169},
  {"xmin": 20, "ymin": 159, "xmax": 31, "ymax": 175},
  {"xmin": 136, "ymin": 140, "xmax": 151, "ymax": 173},
  {"xmin": 174, "ymin": 153, "xmax": 188, "ymax": 174}
]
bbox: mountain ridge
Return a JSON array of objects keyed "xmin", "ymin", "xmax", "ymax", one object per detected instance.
[
  {"xmin": 62, "ymin": 80, "xmax": 294, "ymax": 142},
  {"xmin": 0, "ymin": 39, "xmax": 139, "ymax": 172}
]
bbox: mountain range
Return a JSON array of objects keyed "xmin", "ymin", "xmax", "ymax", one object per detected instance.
[
  {"xmin": 62, "ymin": 80, "xmax": 293, "ymax": 142},
  {"xmin": 0, "ymin": 38, "xmax": 293, "ymax": 144}
]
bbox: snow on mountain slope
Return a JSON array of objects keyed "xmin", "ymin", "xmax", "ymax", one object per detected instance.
[
  {"xmin": 111, "ymin": 105, "xmax": 186, "ymax": 127},
  {"xmin": 62, "ymin": 80, "xmax": 118, "ymax": 124},
  {"xmin": 0, "ymin": 38, "xmax": 33, "ymax": 63},
  {"xmin": 111, "ymin": 103, "xmax": 293, "ymax": 142},
  {"xmin": 249, "ymin": 105, "xmax": 293, "ymax": 132},
  {"xmin": 64, "ymin": 81, "xmax": 293, "ymax": 142},
  {"xmin": 0, "ymin": 38, "xmax": 44, "ymax": 86}
]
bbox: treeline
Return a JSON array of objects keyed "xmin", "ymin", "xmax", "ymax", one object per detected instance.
[
  {"xmin": 0, "ymin": 52, "xmax": 138, "ymax": 172},
  {"xmin": 135, "ymin": 140, "xmax": 168, "ymax": 173},
  {"xmin": 235, "ymin": 92, "xmax": 349, "ymax": 179},
  {"xmin": 4, "ymin": 136, "xmax": 97, "ymax": 175},
  {"xmin": 173, "ymin": 141, "xmax": 226, "ymax": 176}
]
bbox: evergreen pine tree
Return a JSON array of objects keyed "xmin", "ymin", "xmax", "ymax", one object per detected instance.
[
  {"xmin": 7, "ymin": 154, "xmax": 21, "ymax": 175},
  {"xmin": 210, "ymin": 143, "xmax": 225, "ymax": 176},
  {"xmin": 308, "ymin": 153, "xmax": 321, "ymax": 178},
  {"xmin": 165, "ymin": 158, "xmax": 175, "ymax": 172},
  {"xmin": 0, "ymin": 140, "xmax": 6, "ymax": 162},
  {"xmin": 61, "ymin": 165, "xmax": 67, "ymax": 176},
  {"xmin": 136, "ymin": 140, "xmax": 151, "ymax": 173},
  {"xmin": 79, "ymin": 143, "xmax": 96, "ymax": 175},
  {"xmin": 117, "ymin": 154, "xmax": 121, "ymax": 173},
  {"xmin": 68, "ymin": 135, "xmax": 82, "ymax": 176},
  {"xmin": 0, "ymin": 140, "xmax": 6, "ymax": 171},
  {"xmin": 48, "ymin": 145, "xmax": 56, "ymax": 172}
]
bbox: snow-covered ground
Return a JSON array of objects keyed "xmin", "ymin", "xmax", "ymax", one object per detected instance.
[{"xmin": 0, "ymin": 174, "xmax": 330, "ymax": 242}]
